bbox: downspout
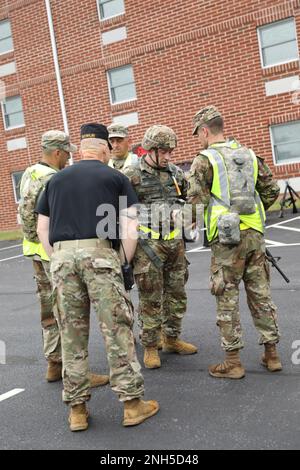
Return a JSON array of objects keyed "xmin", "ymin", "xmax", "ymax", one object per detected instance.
[{"xmin": 45, "ymin": 0, "xmax": 73, "ymax": 163}]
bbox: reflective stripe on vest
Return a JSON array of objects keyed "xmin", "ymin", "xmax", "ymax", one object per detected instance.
[
  {"xmin": 23, "ymin": 238, "xmax": 50, "ymax": 261},
  {"xmin": 201, "ymin": 146, "xmax": 265, "ymax": 242},
  {"xmin": 139, "ymin": 225, "xmax": 180, "ymax": 240}
]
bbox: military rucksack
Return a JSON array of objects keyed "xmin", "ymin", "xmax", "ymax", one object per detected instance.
[
  {"xmin": 202, "ymin": 140, "xmax": 259, "ymax": 245},
  {"xmin": 217, "ymin": 143, "xmax": 257, "ymax": 215},
  {"xmin": 19, "ymin": 163, "xmax": 56, "ymax": 243}
]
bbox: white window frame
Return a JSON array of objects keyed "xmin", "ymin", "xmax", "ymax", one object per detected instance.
[
  {"xmin": 1, "ymin": 96, "xmax": 25, "ymax": 131},
  {"xmin": 257, "ymin": 17, "xmax": 299, "ymax": 69},
  {"xmin": 96, "ymin": 0, "xmax": 125, "ymax": 22},
  {"xmin": 11, "ymin": 171, "xmax": 24, "ymax": 203},
  {"xmin": 0, "ymin": 19, "xmax": 14, "ymax": 56},
  {"xmin": 107, "ymin": 65, "xmax": 137, "ymax": 105},
  {"xmin": 270, "ymin": 122, "xmax": 300, "ymax": 166}
]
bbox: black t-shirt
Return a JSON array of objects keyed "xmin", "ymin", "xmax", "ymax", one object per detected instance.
[{"xmin": 36, "ymin": 160, "xmax": 138, "ymax": 246}]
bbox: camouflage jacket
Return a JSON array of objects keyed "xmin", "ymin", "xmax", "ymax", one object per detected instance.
[
  {"xmin": 123, "ymin": 156, "xmax": 188, "ymax": 230},
  {"xmin": 187, "ymin": 143, "xmax": 280, "ymax": 211}
]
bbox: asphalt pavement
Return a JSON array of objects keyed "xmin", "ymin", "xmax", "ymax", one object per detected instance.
[{"xmin": 0, "ymin": 212, "xmax": 300, "ymax": 450}]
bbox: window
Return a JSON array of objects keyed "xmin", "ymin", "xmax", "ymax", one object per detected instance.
[
  {"xmin": 258, "ymin": 18, "xmax": 299, "ymax": 68},
  {"xmin": 107, "ymin": 65, "xmax": 137, "ymax": 104},
  {"xmin": 12, "ymin": 171, "xmax": 24, "ymax": 203},
  {"xmin": 0, "ymin": 19, "xmax": 14, "ymax": 55},
  {"xmin": 98, "ymin": 0, "xmax": 125, "ymax": 20},
  {"xmin": 2, "ymin": 95, "xmax": 25, "ymax": 130},
  {"xmin": 270, "ymin": 121, "xmax": 300, "ymax": 164}
]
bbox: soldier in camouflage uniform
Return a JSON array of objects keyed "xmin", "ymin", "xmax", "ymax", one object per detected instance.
[
  {"xmin": 36, "ymin": 123, "xmax": 159, "ymax": 432},
  {"xmin": 123, "ymin": 125, "xmax": 197, "ymax": 369},
  {"xmin": 188, "ymin": 105, "xmax": 282, "ymax": 379},
  {"xmin": 19, "ymin": 131, "xmax": 109, "ymax": 390},
  {"xmin": 108, "ymin": 124, "xmax": 139, "ymax": 172},
  {"xmin": 19, "ymin": 131, "xmax": 76, "ymax": 382}
]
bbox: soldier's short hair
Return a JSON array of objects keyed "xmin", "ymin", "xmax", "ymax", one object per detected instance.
[{"xmin": 206, "ymin": 116, "xmax": 224, "ymax": 135}]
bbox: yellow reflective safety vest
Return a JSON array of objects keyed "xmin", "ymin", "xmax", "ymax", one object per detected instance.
[
  {"xmin": 108, "ymin": 152, "xmax": 139, "ymax": 171},
  {"xmin": 19, "ymin": 163, "xmax": 57, "ymax": 261},
  {"xmin": 201, "ymin": 142, "xmax": 265, "ymax": 242}
]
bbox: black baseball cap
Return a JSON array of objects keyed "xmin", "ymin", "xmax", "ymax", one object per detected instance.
[{"xmin": 80, "ymin": 123, "xmax": 112, "ymax": 150}]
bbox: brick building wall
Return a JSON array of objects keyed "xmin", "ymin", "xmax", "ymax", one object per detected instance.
[{"xmin": 0, "ymin": 0, "xmax": 300, "ymax": 231}]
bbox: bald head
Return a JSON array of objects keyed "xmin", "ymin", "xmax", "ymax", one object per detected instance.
[{"xmin": 80, "ymin": 138, "xmax": 110, "ymax": 163}]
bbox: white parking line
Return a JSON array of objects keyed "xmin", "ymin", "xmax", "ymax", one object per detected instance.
[
  {"xmin": 265, "ymin": 239, "xmax": 285, "ymax": 246},
  {"xmin": 274, "ymin": 226, "xmax": 300, "ymax": 233},
  {"xmin": 266, "ymin": 216, "xmax": 300, "ymax": 229},
  {"xmin": 0, "ymin": 389, "xmax": 25, "ymax": 402},
  {"xmin": 187, "ymin": 247, "xmax": 211, "ymax": 253},
  {"xmin": 0, "ymin": 244, "xmax": 22, "ymax": 252},
  {"xmin": 0, "ymin": 255, "xmax": 23, "ymax": 263}
]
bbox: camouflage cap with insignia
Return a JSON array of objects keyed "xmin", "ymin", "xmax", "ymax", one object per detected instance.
[
  {"xmin": 192, "ymin": 105, "xmax": 222, "ymax": 135},
  {"xmin": 108, "ymin": 124, "xmax": 129, "ymax": 139},
  {"xmin": 41, "ymin": 130, "xmax": 77, "ymax": 153}
]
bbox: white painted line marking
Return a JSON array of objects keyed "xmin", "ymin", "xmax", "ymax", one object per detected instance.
[
  {"xmin": 187, "ymin": 247, "xmax": 211, "ymax": 253},
  {"xmin": 265, "ymin": 239, "xmax": 285, "ymax": 246},
  {"xmin": 266, "ymin": 243, "xmax": 300, "ymax": 248},
  {"xmin": 266, "ymin": 216, "xmax": 300, "ymax": 229},
  {"xmin": 0, "ymin": 254, "xmax": 23, "ymax": 262},
  {"xmin": 274, "ymin": 226, "xmax": 300, "ymax": 233},
  {"xmin": 0, "ymin": 389, "xmax": 25, "ymax": 402},
  {"xmin": 187, "ymin": 246, "xmax": 206, "ymax": 253},
  {"xmin": 0, "ymin": 244, "xmax": 22, "ymax": 252}
]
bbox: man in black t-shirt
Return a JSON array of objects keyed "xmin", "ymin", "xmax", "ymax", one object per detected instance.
[{"xmin": 36, "ymin": 123, "xmax": 159, "ymax": 432}]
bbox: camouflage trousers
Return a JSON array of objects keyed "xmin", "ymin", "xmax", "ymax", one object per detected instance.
[
  {"xmin": 50, "ymin": 241, "xmax": 144, "ymax": 406},
  {"xmin": 210, "ymin": 229, "xmax": 280, "ymax": 352},
  {"xmin": 32, "ymin": 259, "xmax": 61, "ymax": 363},
  {"xmin": 134, "ymin": 239, "xmax": 188, "ymax": 347}
]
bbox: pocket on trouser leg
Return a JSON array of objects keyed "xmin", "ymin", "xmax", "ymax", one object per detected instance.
[
  {"xmin": 43, "ymin": 324, "xmax": 61, "ymax": 360},
  {"xmin": 210, "ymin": 265, "xmax": 225, "ymax": 296},
  {"xmin": 111, "ymin": 285, "xmax": 135, "ymax": 329}
]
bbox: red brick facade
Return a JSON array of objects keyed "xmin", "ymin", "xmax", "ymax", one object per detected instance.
[{"xmin": 0, "ymin": 0, "xmax": 300, "ymax": 231}]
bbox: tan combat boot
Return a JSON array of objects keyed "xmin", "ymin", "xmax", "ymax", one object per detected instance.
[
  {"xmin": 144, "ymin": 347, "xmax": 161, "ymax": 369},
  {"xmin": 46, "ymin": 361, "xmax": 62, "ymax": 382},
  {"xmin": 261, "ymin": 344, "xmax": 282, "ymax": 372},
  {"xmin": 209, "ymin": 350, "xmax": 245, "ymax": 379},
  {"xmin": 89, "ymin": 373, "xmax": 110, "ymax": 388},
  {"xmin": 69, "ymin": 403, "xmax": 89, "ymax": 432},
  {"xmin": 162, "ymin": 335, "xmax": 198, "ymax": 355},
  {"xmin": 123, "ymin": 398, "xmax": 159, "ymax": 426}
]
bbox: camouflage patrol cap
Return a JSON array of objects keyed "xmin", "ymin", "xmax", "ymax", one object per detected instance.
[
  {"xmin": 192, "ymin": 105, "xmax": 222, "ymax": 135},
  {"xmin": 41, "ymin": 130, "xmax": 77, "ymax": 153},
  {"xmin": 142, "ymin": 125, "xmax": 177, "ymax": 151},
  {"xmin": 108, "ymin": 124, "xmax": 129, "ymax": 139}
]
